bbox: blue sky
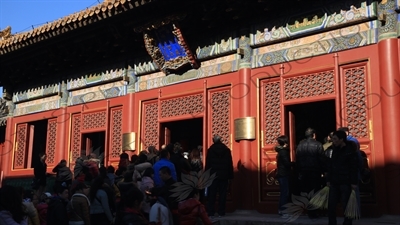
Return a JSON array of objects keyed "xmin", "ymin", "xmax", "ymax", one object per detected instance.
[
  {"xmin": 1, "ymin": 0, "xmax": 99, "ymax": 96},
  {"xmin": 0, "ymin": 0, "xmax": 98, "ymax": 34}
]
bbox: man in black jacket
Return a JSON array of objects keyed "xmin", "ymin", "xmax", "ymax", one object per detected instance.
[
  {"xmin": 295, "ymin": 128, "xmax": 325, "ymax": 218},
  {"xmin": 34, "ymin": 152, "xmax": 47, "ymax": 198},
  {"xmin": 205, "ymin": 135, "xmax": 234, "ymax": 218},
  {"xmin": 47, "ymin": 185, "xmax": 69, "ymax": 225},
  {"xmin": 326, "ymin": 130, "xmax": 359, "ymax": 225}
]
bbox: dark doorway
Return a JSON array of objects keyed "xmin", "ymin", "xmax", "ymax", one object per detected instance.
[
  {"xmin": 0, "ymin": 125, "xmax": 5, "ymax": 143},
  {"xmin": 81, "ymin": 131, "xmax": 105, "ymax": 166},
  {"xmin": 161, "ymin": 118, "xmax": 203, "ymax": 153},
  {"xmin": 30, "ymin": 120, "xmax": 48, "ymax": 168},
  {"xmin": 285, "ymin": 100, "xmax": 336, "ymax": 146}
]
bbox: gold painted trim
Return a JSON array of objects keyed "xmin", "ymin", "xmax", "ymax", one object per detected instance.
[{"xmin": 369, "ymin": 120, "xmax": 373, "ymax": 141}]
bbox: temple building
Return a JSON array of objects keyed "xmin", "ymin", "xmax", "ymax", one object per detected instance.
[{"xmin": 0, "ymin": 0, "xmax": 399, "ymax": 215}]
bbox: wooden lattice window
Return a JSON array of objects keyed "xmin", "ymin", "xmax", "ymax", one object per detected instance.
[
  {"xmin": 342, "ymin": 65, "xmax": 368, "ymax": 138},
  {"xmin": 264, "ymin": 80, "xmax": 281, "ymax": 145},
  {"xmin": 160, "ymin": 94, "xmax": 204, "ymax": 118},
  {"xmin": 70, "ymin": 114, "xmax": 82, "ymax": 164},
  {"xmin": 284, "ymin": 70, "xmax": 335, "ymax": 100},
  {"xmin": 82, "ymin": 111, "xmax": 107, "ymax": 130},
  {"xmin": 141, "ymin": 101, "xmax": 159, "ymax": 150},
  {"xmin": 109, "ymin": 107, "xmax": 123, "ymax": 159},
  {"xmin": 45, "ymin": 119, "xmax": 57, "ymax": 166},
  {"xmin": 209, "ymin": 88, "xmax": 231, "ymax": 147}
]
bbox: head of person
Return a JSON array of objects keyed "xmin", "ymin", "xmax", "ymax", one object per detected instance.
[
  {"xmin": 159, "ymin": 149, "xmax": 170, "ymax": 160},
  {"xmin": 189, "ymin": 148, "xmax": 201, "ymax": 160},
  {"xmin": 59, "ymin": 159, "xmax": 67, "ymax": 167},
  {"xmin": 213, "ymin": 135, "xmax": 222, "ymax": 144},
  {"xmin": 40, "ymin": 192, "xmax": 52, "ymax": 203},
  {"xmin": 305, "ymin": 128, "xmax": 316, "ymax": 139},
  {"xmin": 159, "ymin": 166, "xmax": 172, "ymax": 182},
  {"xmin": 161, "ymin": 144, "xmax": 167, "ymax": 150},
  {"xmin": 0, "ymin": 185, "xmax": 26, "ymax": 223},
  {"xmin": 55, "ymin": 185, "xmax": 69, "ymax": 201},
  {"xmin": 148, "ymin": 146, "xmax": 157, "ymax": 154},
  {"xmin": 70, "ymin": 180, "xmax": 90, "ymax": 196},
  {"xmin": 107, "ymin": 165, "xmax": 115, "ymax": 174},
  {"xmin": 173, "ymin": 142, "xmax": 182, "ymax": 154},
  {"xmin": 121, "ymin": 188, "xmax": 144, "ymax": 210},
  {"xmin": 276, "ymin": 135, "xmax": 289, "ymax": 147},
  {"xmin": 338, "ymin": 127, "xmax": 350, "ymax": 136},
  {"xmin": 332, "ymin": 130, "xmax": 347, "ymax": 147},
  {"xmin": 142, "ymin": 167, "xmax": 154, "ymax": 178}
]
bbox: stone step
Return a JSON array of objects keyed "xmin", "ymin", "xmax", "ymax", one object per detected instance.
[{"xmin": 209, "ymin": 211, "xmax": 400, "ymax": 225}]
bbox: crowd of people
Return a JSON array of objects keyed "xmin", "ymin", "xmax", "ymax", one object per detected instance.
[
  {"xmin": 275, "ymin": 127, "xmax": 370, "ymax": 225},
  {"xmin": 0, "ymin": 135, "xmax": 234, "ymax": 225}
]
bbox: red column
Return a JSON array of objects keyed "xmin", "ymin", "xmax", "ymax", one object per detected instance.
[
  {"xmin": 1, "ymin": 117, "xmax": 14, "ymax": 180},
  {"xmin": 57, "ymin": 107, "xmax": 67, "ymax": 162},
  {"xmin": 238, "ymin": 66, "xmax": 254, "ymax": 209},
  {"xmin": 378, "ymin": 38, "xmax": 400, "ymax": 214}
]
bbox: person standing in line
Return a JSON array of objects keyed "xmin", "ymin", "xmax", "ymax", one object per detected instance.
[
  {"xmin": 153, "ymin": 150, "xmax": 177, "ymax": 187},
  {"xmin": 295, "ymin": 128, "xmax": 325, "ymax": 219},
  {"xmin": 326, "ymin": 130, "xmax": 359, "ymax": 225},
  {"xmin": 34, "ymin": 153, "xmax": 47, "ymax": 198},
  {"xmin": 275, "ymin": 135, "xmax": 293, "ymax": 218},
  {"xmin": 205, "ymin": 135, "xmax": 234, "ymax": 218}
]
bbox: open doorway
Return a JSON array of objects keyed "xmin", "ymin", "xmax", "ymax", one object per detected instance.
[
  {"xmin": 285, "ymin": 100, "xmax": 336, "ymax": 148},
  {"xmin": 81, "ymin": 131, "xmax": 105, "ymax": 166},
  {"xmin": 160, "ymin": 118, "xmax": 203, "ymax": 153},
  {"xmin": 30, "ymin": 120, "xmax": 48, "ymax": 168}
]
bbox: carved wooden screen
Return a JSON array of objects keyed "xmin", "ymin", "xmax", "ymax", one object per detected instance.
[
  {"xmin": 208, "ymin": 88, "xmax": 231, "ymax": 147},
  {"xmin": 260, "ymin": 79, "xmax": 282, "ymax": 201},
  {"xmin": 340, "ymin": 62, "xmax": 374, "ymax": 201},
  {"xmin": 283, "ymin": 70, "xmax": 335, "ymax": 100},
  {"xmin": 109, "ymin": 107, "xmax": 123, "ymax": 160},
  {"xmin": 70, "ymin": 114, "xmax": 81, "ymax": 165},
  {"xmin": 14, "ymin": 123, "xmax": 29, "ymax": 169},
  {"xmin": 160, "ymin": 93, "xmax": 204, "ymax": 118},
  {"xmin": 46, "ymin": 118, "xmax": 57, "ymax": 166},
  {"xmin": 81, "ymin": 110, "xmax": 107, "ymax": 131},
  {"xmin": 141, "ymin": 100, "xmax": 159, "ymax": 150},
  {"xmin": 340, "ymin": 64, "xmax": 369, "ymax": 138}
]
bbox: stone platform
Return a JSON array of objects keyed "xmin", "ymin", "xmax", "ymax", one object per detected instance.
[{"xmin": 210, "ymin": 210, "xmax": 400, "ymax": 225}]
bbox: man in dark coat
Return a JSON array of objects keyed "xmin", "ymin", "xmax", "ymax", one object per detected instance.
[
  {"xmin": 52, "ymin": 159, "xmax": 73, "ymax": 189},
  {"xmin": 295, "ymin": 128, "xmax": 325, "ymax": 218},
  {"xmin": 205, "ymin": 135, "xmax": 234, "ymax": 217},
  {"xmin": 326, "ymin": 130, "xmax": 359, "ymax": 225},
  {"xmin": 34, "ymin": 152, "xmax": 47, "ymax": 198},
  {"xmin": 47, "ymin": 185, "xmax": 69, "ymax": 225}
]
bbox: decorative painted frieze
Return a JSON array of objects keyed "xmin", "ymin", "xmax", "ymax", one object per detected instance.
[
  {"xmin": 12, "ymin": 84, "xmax": 59, "ymax": 103},
  {"xmin": 196, "ymin": 37, "xmax": 239, "ymax": 60},
  {"xmin": 251, "ymin": 1, "xmax": 377, "ymax": 46},
  {"xmin": 253, "ymin": 21, "xmax": 378, "ymax": 68},
  {"xmin": 67, "ymin": 67, "xmax": 126, "ymax": 90},
  {"xmin": 69, "ymin": 80, "xmax": 126, "ymax": 105},
  {"xmin": 136, "ymin": 54, "xmax": 238, "ymax": 91},
  {"xmin": 14, "ymin": 95, "xmax": 60, "ymax": 116}
]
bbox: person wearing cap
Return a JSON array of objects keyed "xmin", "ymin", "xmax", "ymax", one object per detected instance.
[
  {"xmin": 205, "ymin": 135, "xmax": 233, "ymax": 218},
  {"xmin": 36, "ymin": 193, "xmax": 51, "ymax": 225}
]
